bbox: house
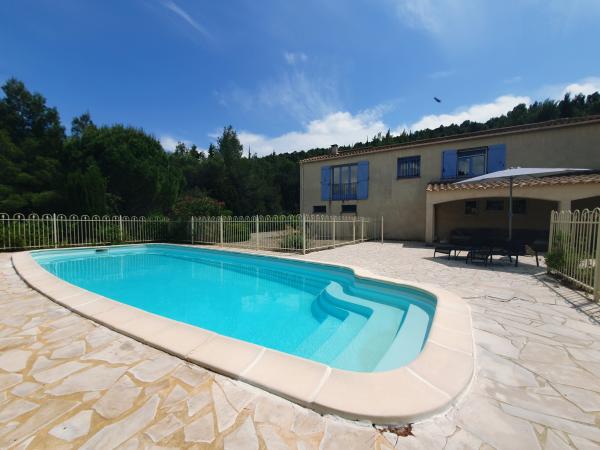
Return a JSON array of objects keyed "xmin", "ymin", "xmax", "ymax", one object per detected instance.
[{"xmin": 299, "ymin": 116, "xmax": 600, "ymax": 243}]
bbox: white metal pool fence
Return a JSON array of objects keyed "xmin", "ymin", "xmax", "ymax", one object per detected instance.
[
  {"xmin": 1, "ymin": 213, "xmax": 383, "ymax": 254},
  {"xmin": 548, "ymin": 208, "xmax": 600, "ymax": 302},
  {"xmin": 190, "ymin": 215, "xmax": 382, "ymax": 253},
  {"xmin": 0, "ymin": 214, "xmax": 171, "ymax": 250}
]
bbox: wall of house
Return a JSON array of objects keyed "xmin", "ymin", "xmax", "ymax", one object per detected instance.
[
  {"xmin": 300, "ymin": 120, "xmax": 600, "ymax": 240},
  {"xmin": 434, "ymin": 198, "xmax": 556, "ymax": 242}
]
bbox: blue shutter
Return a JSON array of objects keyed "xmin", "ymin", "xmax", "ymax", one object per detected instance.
[
  {"xmin": 320, "ymin": 166, "xmax": 331, "ymax": 201},
  {"xmin": 357, "ymin": 161, "xmax": 369, "ymax": 200},
  {"xmin": 441, "ymin": 150, "xmax": 457, "ymax": 179},
  {"xmin": 487, "ymin": 144, "xmax": 506, "ymax": 173}
]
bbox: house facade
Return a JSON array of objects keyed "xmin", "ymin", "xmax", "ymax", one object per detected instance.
[{"xmin": 299, "ymin": 116, "xmax": 600, "ymax": 243}]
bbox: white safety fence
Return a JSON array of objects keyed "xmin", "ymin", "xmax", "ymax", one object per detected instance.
[
  {"xmin": 191, "ymin": 215, "xmax": 382, "ymax": 253},
  {"xmin": 548, "ymin": 208, "xmax": 600, "ymax": 302},
  {"xmin": 1, "ymin": 213, "xmax": 382, "ymax": 255},
  {"xmin": 0, "ymin": 214, "xmax": 170, "ymax": 250}
]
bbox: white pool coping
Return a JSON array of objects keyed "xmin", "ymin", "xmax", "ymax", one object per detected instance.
[{"xmin": 12, "ymin": 243, "xmax": 474, "ymax": 424}]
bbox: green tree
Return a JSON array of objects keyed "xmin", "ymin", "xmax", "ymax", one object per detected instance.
[
  {"xmin": 65, "ymin": 164, "xmax": 107, "ymax": 215},
  {"xmin": 0, "ymin": 78, "xmax": 66, "ymax": 213}
]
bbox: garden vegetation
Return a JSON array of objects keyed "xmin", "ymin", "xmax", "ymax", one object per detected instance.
[{"xmin": 1, "ymin": 78, "xmax": 599, "ymax": 218}]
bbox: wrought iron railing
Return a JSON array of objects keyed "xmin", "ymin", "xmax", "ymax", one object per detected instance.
[
  {"xmin": 331, "ymin": 182, "xmax": 357, "ymax": 200},
  {"xmin": 548, "ymin": 208, "xmax": 600, "ymax": 302}
]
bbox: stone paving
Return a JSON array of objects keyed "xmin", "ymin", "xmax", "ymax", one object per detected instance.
[{"xmin": 0, "ymin": 243, "xmax": 599, "ymax": 449}]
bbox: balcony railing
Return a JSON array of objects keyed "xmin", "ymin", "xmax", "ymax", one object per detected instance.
[{"xmin": 331, "ymin": 182, "xmax": 357, "ymax": 201}]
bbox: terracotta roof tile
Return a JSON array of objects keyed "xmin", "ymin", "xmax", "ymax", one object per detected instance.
[{"xmin": 426, "ymin": 172, "xmax": 600, "ymax": 192}]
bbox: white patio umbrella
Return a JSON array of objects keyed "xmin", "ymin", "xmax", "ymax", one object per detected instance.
[{"xmin": 455, "ymin": 168, "xmax": 590, "ymax": 241}]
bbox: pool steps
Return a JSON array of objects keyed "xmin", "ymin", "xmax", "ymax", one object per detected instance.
[
  {"xmin": 306, "ymin": 282, "xmax": 411, "ymax": 371},
  {"xmin": 375, "ymin": 304, "xmax": 430, "ymax": 370}
]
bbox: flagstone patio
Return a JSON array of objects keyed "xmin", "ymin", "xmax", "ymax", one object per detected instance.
[{"xmin": 0, "ymin": 243, "xmax": 599, "ymax": 449}]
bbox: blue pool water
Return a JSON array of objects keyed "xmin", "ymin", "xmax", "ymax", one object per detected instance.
[{"xmin": 32, "ymin": 244, "xmax": 435, "ymax": 372}]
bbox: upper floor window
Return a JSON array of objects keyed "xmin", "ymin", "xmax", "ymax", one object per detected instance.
[
  {"xmin": 313, "ymin": 205, "xmax": 326, "ymax": 213},
  {"xmin": 321, "ymin": 160, "xmax": 368, "ymax": 201},
  {"xmin": 331, "ymin": 164, "xmax": 358, "ymax": 200},
  {"xmin": 457, "ymin": 148, "xmax": 487, "ymax": 178},
  {"xmin": 397, "ymin": 156, "xmax": 421, "ymax": 178}
]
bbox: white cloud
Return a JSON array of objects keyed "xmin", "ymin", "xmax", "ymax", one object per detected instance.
[
  {"xmin": 217, "ymin": 70, "xmax": 340, "ymax": 124},
  {"xmin": 258, "ymin": 71, "xmax": 339, "ymax": 123},
  {"xmin": 238, "ymin": 110, "xmax": 387, "ymax": 156},
  {"xmin": 231, "ymin": 75, "xmax": 598, "ymax": 156},
  {"xmin": 405, "ymin": 95, "xmax": 531, "ymax": 131},
  {"xmin": 562, "ymin": 77, "xmax": 600, "ymax": 97},
  {"xmin": 537, "ymin": 76, "xmax": 600, "ymax": 99},
  {"xmin": 284, "ymin": 52, "xmax": 308, "ymax": 65},
  {"xmin": 160, "ymin": 135, "xmax": 191, "ymax": 152},
  {"xmin": 161, "ymin": 1, "xmax": 210, "ymax": 39}
]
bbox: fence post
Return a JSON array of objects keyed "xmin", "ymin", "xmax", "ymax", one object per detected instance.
[
  {"xmin": 191, "ymin": 216, "xmax": 194, "ymax": 245},
  {"xmin": 332, "ymin": 216, "xmax": 336, "ymax": 248},
  {"xmin": 302, "ymin": 214, "xmax": 306, "ymax": 255},
  {"xmin": 548, "ymin": 211, "xmax": 555, "ymax": 254},
  {"xmin": 594, "ymin": 220, "xmax": 600, "ymax": 302},
  {"xmin": 119, "ymin": 215, "xmax": 123, "ymax": 242},
  {"xmin": 352, "ymin": 217, "xmax": 356, "ymax": 243},
  {"xmin": 381, "ymin": 216, "xmax": 384, "ymax": 244},
  {"xmin": 52, "ymin": 213, "xmax": 58, "ymax": 248},
  {"xmin": 219, "ymin": 216, "xmax": 224, "ymax": 246},
  {"xmin": 255, "ymin": 215, "xmax": 259, "ymax": 250},
  {"xmin": 361, "ymin": 217, "xmax": 364, "ymax": 242}
]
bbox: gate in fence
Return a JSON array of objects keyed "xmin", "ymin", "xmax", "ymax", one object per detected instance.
[{"xmin": 548, "ymin": 208, "xmax": 600, "ymax": 302}]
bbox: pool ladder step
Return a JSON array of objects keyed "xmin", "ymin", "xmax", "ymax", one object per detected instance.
[{"xmin": 307, "ymin": 282, "xmax": 408, "ymax": 371}]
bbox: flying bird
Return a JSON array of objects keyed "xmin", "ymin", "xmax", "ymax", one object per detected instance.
[{"xmin": 434, "ymin": 97, "xmax": 442, "ymax": 103}]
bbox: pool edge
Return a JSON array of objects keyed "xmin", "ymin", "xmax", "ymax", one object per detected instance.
[{"xmin": 11, "ymin": 244, "xmax": 474, "ymax": 424}]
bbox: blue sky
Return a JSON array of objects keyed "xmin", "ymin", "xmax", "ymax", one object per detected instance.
[{"xmin": 1, "ymin": 0, "xmax": 599, "ymax": 155}]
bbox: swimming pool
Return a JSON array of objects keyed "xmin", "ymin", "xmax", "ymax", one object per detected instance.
[
  {"xmin": 15, "ymin": 244, "xmax": 473, "ymax": 422},
  {"xmin": 32, "ymin": 244, "xmax": 435, "ymax": 372}
]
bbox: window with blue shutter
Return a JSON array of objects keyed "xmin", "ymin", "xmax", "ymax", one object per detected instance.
[
  {"xmin": 441, "ymin": 150, "xmax": 457, "ymax": 179},
  {"xmin": 357, "ymin": 161, "xmax": 369, "ymax": 199},
  {"xmin": 320, "ymin": 166, "xmax": 331, "ymax": 201},
  {"xmin": 457, "ymin": 148, "xmax": 487, "ymax": 177},
  {"xmin": 487, "ymin": 144, "xmax": 506, "ymax": 173},
  {"xmin": 323, "ymin": 161, "xmax": 368, "ymax": 200}
]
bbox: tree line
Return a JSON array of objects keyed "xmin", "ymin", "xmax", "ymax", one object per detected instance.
[{"xmin": 1, "ymin": 78, "xmax": 599, "ymax": 217}]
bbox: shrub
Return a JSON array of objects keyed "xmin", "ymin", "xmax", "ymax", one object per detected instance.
[
  {"xmin": 171, "ymin": 191, "xmax": 230, "ymax": 219},
  {"xmin": 546, "ymin": 231, "xmax": 565, "ymax": 272},
  {"xmin": 223, "ymin": 223, "xmax": 251, "ymax": 242},
  {"xmin": 280, "ymin": 232, "xmax": 303, "ymax": 250},
  {"xmin": 545, "ymin": 247, "xmax": 565, "ymax": 272}
]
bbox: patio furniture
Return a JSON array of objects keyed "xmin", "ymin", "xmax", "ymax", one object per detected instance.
[
  {"xmin": 434, "ymin": 228, "xmax": 547, "ymax": 267},
  {"xmin": 456, "ymin": 167, "xmax": 589, "ymax": 241},
  {"xmin": 466, "ymin": 246, "xmax": 493, "ymax": 266},
  {"xmin": 434, "ymin": 243, "xmax": 468, "ymax": 259}
]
